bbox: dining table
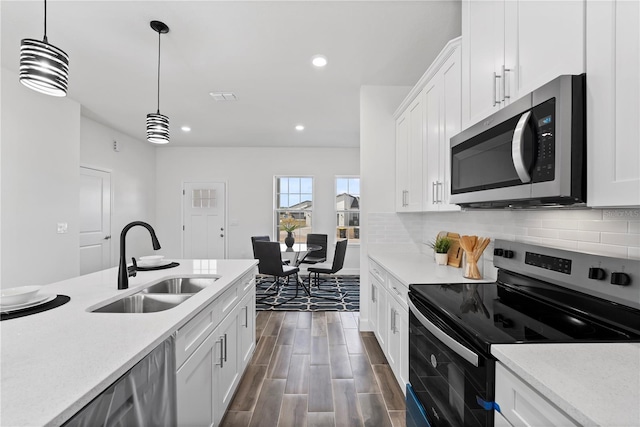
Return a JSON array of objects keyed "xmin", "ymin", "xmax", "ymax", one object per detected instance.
[{"xmin": 279, "ymin": 242, "xmax": 321, "ymax": 267}]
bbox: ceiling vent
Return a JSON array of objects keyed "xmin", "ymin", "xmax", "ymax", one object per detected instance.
[{"xmin": 209, "ymin": 92, "xmax": 237, "ymax": 102}]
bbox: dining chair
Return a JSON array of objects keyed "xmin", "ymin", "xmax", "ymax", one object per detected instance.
[
  {"xmin": 251, "ymin": 235, "xmax": 290, "ymax": 265},
  {"xmin": 307, "ymin": 239, "xmax": 348, "ymax": 298},
  {"xmin": 300, "ymin": 233, "xmax": 328, "ymax": 265},
  {"xmin": 253, "ymin": 241, "xmax": 302, "ymax": 306}
]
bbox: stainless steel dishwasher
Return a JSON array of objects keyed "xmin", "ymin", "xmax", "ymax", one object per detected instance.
[{"xmin": 64, "ymin": 336, "xmax": 176, "ymax": 427}]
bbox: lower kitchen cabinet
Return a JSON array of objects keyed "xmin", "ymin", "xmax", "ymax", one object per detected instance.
[
  {"xmin": 176, "ymin": 271, "xmax": 256, "ymax": 427},
  {"xmin": 495, "ymin": 362, "xmax": 578, "ymax": 426},
  {"xmin": 368, "ymin": 257, "xmax": 409, "ymax": 395},
  {"xmin": 238, "ymin": 288, "xmax": 256, "ymax": 370}
]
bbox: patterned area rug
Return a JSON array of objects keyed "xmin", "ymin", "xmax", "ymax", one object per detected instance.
[{"xmin": 256, "ymin": 275, "xmax": 359, "ymax": 311}]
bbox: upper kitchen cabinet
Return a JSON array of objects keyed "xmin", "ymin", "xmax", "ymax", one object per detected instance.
[
  {"xmin": 587, "ymin": 0, "xmax": 640, "ymax": 207},
  {"xmin": 424, "ymin": 43, "xmax": 462, "ymax": 211},
  {"xmin": 462, "ymin": 0, "xmax": 585, "ymax": 128},
  {"xmin": 396, "ymin": 95, "xmax": 424, "ymax": 212},
  {"xmin": 395, "ymin": 38, "xmax": 462, "ymax": 213}
]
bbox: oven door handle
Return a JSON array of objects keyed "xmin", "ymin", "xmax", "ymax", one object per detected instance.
[
  {"xmin": 408, "ymin": 299, "xmax": 479, "ymax": 367},
  {"xmin": 512, "ymin": 110, "xmax": 532, "ymax": 183}
]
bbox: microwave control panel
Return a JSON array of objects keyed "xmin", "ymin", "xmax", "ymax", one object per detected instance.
[{"xmin": 531, "ymin": 99, "xmax": 556, "ymax": 183}]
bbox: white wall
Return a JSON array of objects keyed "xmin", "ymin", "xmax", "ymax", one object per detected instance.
[
  {"xmin": 155, "ymin": 146, "xmax": 360, "ymax": 273},
  {"xmin": 359, "ymin": 85, "xmax": 411, "ymax": 329},
  {"xmin": 80, "ymin": 117, "xmax": 157, "ymax": 264},
  {"xmin": 1, "ymin": 68, "xmax": 81, "ymax": 287}
]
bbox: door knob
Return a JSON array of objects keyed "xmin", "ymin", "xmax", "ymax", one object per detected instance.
[{"xmin": 103, "ymin": 235, "xmax": 111, "ymax": 240}]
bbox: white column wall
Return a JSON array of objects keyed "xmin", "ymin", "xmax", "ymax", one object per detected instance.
[
  {"xmin": 80, "ymin": 117, "xmax": 157, "ymax": 265},
  {"xmin": 1, "ymin": 69, "xmax": 81, "ymax": 287},
  {"xmin": 359, "ymin": 85, "xmax": 411, "ymax": 330},
  {"xmin": 155, "ymin": 146, "xmax": 360, "ymax": 274}
]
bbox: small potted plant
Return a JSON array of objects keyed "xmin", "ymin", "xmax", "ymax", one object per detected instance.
[
  {"xmin": 429, "ymin": 236, "xmax": 452, "ymax": 265},
  {"xmin": 280, "ymin": 215, "xmax": 299, "ymax": 248}
]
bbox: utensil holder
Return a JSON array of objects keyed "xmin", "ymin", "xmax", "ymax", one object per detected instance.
[{"xmin": 463, "ymin": 251, "xmax": 482, "ymax": 279}]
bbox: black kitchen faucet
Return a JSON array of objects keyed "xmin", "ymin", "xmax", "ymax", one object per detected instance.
[{"xmin": 117, "ymin": 221, "xmax": 161, "ymax": 290}]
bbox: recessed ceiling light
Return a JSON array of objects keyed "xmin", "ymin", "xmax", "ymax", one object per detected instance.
[
  {"xmin": 295, "ymin": 125, "xmax": 305, "ymax": 131},
  {"xmin": 311, "ymin": 55, "xmax": 327, "ymax": 68},
  {"xmin": 181, "ymin": 126, "xmax": 191, "ymax": 132}
]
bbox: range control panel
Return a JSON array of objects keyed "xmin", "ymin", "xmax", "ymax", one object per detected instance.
[
  {"xmin": 525, "ymin": 252, "xmax": 572, "ymax": 275},
  {"xmin": 493, "ymin": 239, "xmax": 640, "ymax": 311}
]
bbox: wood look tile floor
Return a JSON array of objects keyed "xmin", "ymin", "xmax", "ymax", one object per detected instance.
[{"xmin": 221, "ymin": 311, "xmax": 406, "ymax": 427}]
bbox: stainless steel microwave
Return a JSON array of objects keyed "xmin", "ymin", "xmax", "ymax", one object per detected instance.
[{"xmin": 450, "ymin": 74, "xmax": 586, "ymax": 208}]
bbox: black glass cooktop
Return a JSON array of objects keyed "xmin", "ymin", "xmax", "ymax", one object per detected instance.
[{"xmin": 409, "ymin": 269, "xmax": 640, "ymax": 352}]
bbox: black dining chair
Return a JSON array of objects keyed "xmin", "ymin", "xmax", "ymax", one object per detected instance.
[
  {"xmin": 300, "ymin": 233, "xmax": 328, "ymax": 265},
  {"xmin": 307, "ymin": 239, "xmax": 348, "ymax": 298},
  {"xmin": 253, "ymin": 241, "xmax": 302, "ymax": 305},
  {"xmin": 251, "ymin": 235, "xmax": 270, "ymax": 258},
  {"xmin": 251, "ymin": 235, "xmax": 289, "ymax": 265}
]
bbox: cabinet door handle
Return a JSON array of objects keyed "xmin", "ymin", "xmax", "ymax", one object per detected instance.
[
  {"xmin": 493, "ymin": 72, "xmax": 501, "ymax": 106},
  {"xmin": 371, "ymin": 285, "xmax": 376, "ymax": 303},
  {"xmin": 223, "ymin": 333, "xmax": 228, "ymax": 362},
  {"xmin": 502, "ymin": 65, "xmax": 511, "ymax": 101},
  {"xmin": 437, "ymin": 181, "xmax": 443, "ymax": 204},
  {"xmin": 245, "ymin": 306, "xmax": 249, "ymax": 328},
  {"xmin": 215, "ymin": 337, "xmax": 224, "ymax": 367},
  {"xmin": 432, "ymin": 182, "xmax": 437, "ymax": 204}
]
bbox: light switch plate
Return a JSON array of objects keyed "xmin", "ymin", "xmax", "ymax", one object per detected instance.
[{"xmin": 57, "ymin": 222, "xmax": 68, "ymax": 234}]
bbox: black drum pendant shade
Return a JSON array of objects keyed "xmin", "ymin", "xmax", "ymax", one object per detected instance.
[
  {"xmin": 147, "ymin": 20, "xmax": 170, "ymax": 144},
  {"xmin": 19, "ymin": 0, "xmax": 69, "ymax": 97}
]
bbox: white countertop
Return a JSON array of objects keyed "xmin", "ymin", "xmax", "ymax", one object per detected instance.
[
  {"xmin": 368, "ymin": 250, "xmax": 495, "ymax": 286},
  {"xmin": 492, "ymin": 343, "xmax": 640, "ymax": 427},
  {"xmin": 0, "ymin": 259, "xmax": 257, "ymax": 427}
]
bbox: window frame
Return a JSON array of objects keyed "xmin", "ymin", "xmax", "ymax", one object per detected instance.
[
  {"xmin": 335, "ymin": 175, "xmax": 360, "ymax": 245},
  {"xmin": 274, "ymin": 175, "xmax": 314, "ymax": 243}
]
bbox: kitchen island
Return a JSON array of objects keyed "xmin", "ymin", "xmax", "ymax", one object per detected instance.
[{"xmin": 0, "ymin": 259, "xmax": 257, "ymax": 427}]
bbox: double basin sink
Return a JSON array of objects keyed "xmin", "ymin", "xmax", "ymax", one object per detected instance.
[{"xmin": 92, "ymin": 277, "xmax": 218, "ymax": 313}]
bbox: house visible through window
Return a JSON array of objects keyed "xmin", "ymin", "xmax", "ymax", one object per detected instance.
[
  {"xmin": 336, "ymin": 177, "xmax": 360, "ymax": 243},
  {"xmin": 275, "ymin": 176, "xmax": 313, "ymax": 243}
]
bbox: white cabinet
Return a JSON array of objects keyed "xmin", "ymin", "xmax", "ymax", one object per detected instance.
[
  {"xmin": 176, "ymin": 325, "xmax": 216, "ymax": 426},
  {"xmin": 176, "ymin": 270, "xmax": 256, "ymax": 427},
  {"xmin": 586, "ymin": 0, "xmax": 640, "ymax": 207},
  {"xmin": 462, "ymin": 0, "xmax": 585, "ymax": 127},
  {"xmin": 368, "ymin": 258, "xmax": 409, "ymax": 395},
  {"xmin": 424, "ymin": 45, "xmax": 461, "ymax": 211},
  {"xmin": 213, "ymin": 311, "xmax": 240, "ymax": 427},
  {"xmin": 495, "ymin": 362, "xmax": 579, "ymax": 426},
  {"xmin": 238, "ymin": 287, "xmax": 256, "ymax": 370},
  {"xmin": 396, "ymin": 96, "xmax": 424, "ymax": 212},
  {"xmin": 395, "ymin": 38, "xmax": 462, "ymax": 212}
]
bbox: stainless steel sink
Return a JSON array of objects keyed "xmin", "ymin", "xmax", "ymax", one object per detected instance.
[
  {"xmin": 141, "ymin": 277, "xmax": 218, "ymax": 294},
  {"xmin": 92, "ymin": 294, "xmax": 192, "ymax": 313}
]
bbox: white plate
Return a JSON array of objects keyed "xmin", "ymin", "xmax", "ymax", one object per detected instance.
[
  {"xmin": 0, "ymin": 285, "xmax": 42, "ymax": 306},
  {"xmin": 0, "ymin": 293, "xmax": 56, "ymax": 313},
  {"xmin": 137, "ymin": 259, "xmax": 172, "ymax": 268}
]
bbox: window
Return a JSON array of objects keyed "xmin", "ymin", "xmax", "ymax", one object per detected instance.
[
  {"xmin": 275, "ymin": 176, "xmax": 313, "ymax": 243},
  {"xmin": 336, "ymin": 177, "xmax": 360, "ymax": 243}
]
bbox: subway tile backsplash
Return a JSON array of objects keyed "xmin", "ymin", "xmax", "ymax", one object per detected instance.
[{"xmin": 367, "ymin": 209, "xmax": 640, "ymax": 259}]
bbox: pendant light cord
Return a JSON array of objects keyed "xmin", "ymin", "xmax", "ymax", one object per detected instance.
[
  {"xmin": 156, "ymin": 30, "xmax": 161, "ymax": 114},
  {"xmin": 43, "ymin": 0, "xmax": 48, "ymax": 43}
]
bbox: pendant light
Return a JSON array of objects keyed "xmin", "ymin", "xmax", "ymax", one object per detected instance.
[
  {"xmin": 146, "ymin": 20, "xmax": 170, "ymax": 144},
  {"xmin": 19, "ymin": 0, "xmax": 70, "ymax": 97}
]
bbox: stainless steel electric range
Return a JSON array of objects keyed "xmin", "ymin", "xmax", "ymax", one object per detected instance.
[{"xmin": 407, "ymin": 239, "xmax": 640, "ymax": 427}]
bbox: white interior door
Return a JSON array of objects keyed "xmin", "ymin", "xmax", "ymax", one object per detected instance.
[
  {"xmin": 183, "ymin": 182, "xmax": 226, "ymax": 259},
  {"xmin": 79, "ymin": 167, "xmax": 111, "ymax": 275}
]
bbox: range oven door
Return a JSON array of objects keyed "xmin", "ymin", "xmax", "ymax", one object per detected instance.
[{"xmin": 408, "ymin": 295, "xmax": 495, "ymax": 427}]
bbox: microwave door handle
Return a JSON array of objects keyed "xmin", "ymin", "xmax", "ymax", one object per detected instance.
[
  {"xmin": 512, "ymin": 111, "xmax": 532, "ymax": 183},
  {"xmin": 408, "ymin": 299, "xmax": 479, "ymax": 367}
]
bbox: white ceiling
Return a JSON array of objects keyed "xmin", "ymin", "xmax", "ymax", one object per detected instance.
[{"xmin": 1, "ymin": 1, "xmax": 461, "ymax": 148}]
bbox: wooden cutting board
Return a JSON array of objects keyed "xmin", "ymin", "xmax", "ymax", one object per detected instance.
[{"xmin": 437, "ymin": 231, "xmax": 463, "ymax": 268}]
